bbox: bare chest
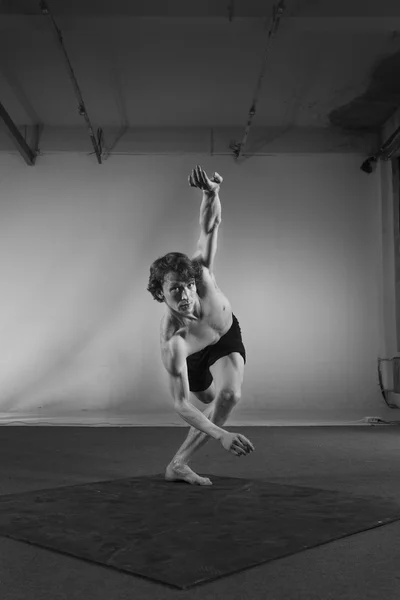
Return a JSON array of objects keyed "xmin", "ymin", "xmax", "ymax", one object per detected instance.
[
  {"xmin": 160, "ymin": 283, "xmax": 232, "ymax": 368},
  {"xmin": 184, "ymin": 294, "xmax": 233, "ymax": 354}
]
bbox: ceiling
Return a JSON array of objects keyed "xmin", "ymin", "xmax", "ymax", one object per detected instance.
[
  {"xmin": 1, "ymin": 0, "xmax": 400, "ymax": 18},
  {"xmin": 0, "ymin": 0, "xmax": 400, "ymax": 147}
]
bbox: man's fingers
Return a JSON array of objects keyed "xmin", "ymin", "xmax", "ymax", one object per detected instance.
[
  {"xmin": 236, "ymin": 439, "xmax": 248, "ymax": 452},
  {"xmin": 234, "ymin": 440, "xmax": 250, "ymax": 454},
  {"xmin": 231, "ymin": 439, "xmax": 244, "ymax": 453},
  {"xmin": 192, "ymin": 168, "xmax": 202, "ymax": 188},
  {"xmin": 197, "ymin": 165, "xmax": 209, "ymax": 188},
  {"xmin": 190, "ymin": 165, "xmax": 223, "ymax": 191},
  {"xmin": 239, "ymin": 435, "xmax": 255, "ymax": 452},
  {"xmin": 189, "ymin": 173, "xmax": 196, "ymax": 187},
  {"xmin": 198, "ymin": 165, "xmax": 214, "ymax": 190},
  {"xmin": 195, "ymin": 165, "xmax": 208, "ymax": 189},
  {"xmin": 233, "ymin": 448, "xmax": 245, "ymax": 457}
]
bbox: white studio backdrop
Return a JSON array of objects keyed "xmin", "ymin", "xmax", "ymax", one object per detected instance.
[{"xmin": 0, "ymin": 152, "xmax": 388, "ymax": 422}]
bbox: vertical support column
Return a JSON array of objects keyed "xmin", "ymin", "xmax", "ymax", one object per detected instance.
[
  {"xmin": 379, "ymin": 159, "xmax": 397, "ymax": 357},
  {"xmin": 392, "ymin": 158, "xmax": 400, "ymax": 351}
]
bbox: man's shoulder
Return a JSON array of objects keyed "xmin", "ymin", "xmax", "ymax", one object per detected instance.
[
  {"xmin": 160, "ymin": 314, "xmax": 188, "ymax": 340},
  {"xmin": 160, "ymin": 315, "xmax": 188, "ymax": 357},
  {"xmin": 160, "ymin": 324, "xmax": 188, "ymax": 375}
]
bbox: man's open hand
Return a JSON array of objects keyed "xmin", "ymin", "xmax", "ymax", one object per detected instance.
[
  {"xmin": 188, "ymin": 165, "xmax": 223, "ymax": 194},
  {"xmin": 220, "ymin": 431, "xmax": 255, "ymax": 457}
]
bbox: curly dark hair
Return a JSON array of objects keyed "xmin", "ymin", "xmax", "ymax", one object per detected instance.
[{"xmin": 147, "ymin": 252, "xmax": 203, "ymax": 303}]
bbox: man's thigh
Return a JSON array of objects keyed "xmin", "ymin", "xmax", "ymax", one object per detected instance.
[{"xmin": 209, "ymin": 352, "xmax": 245, "ymax": 396}]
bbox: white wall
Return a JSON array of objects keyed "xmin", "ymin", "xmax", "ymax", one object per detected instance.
[{"xmin": 0, "ymin": 151, "xmax": 387, "ymax": 420}]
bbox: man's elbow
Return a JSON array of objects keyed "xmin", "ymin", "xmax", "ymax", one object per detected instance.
[{"xmin": 174, "ymin": 398, "xmax": 191, "ymax": 416}]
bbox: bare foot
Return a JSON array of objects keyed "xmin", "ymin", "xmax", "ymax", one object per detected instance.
[{"xmin": 165, "ymin": 460, "xmax": 212, "ymax": 486}]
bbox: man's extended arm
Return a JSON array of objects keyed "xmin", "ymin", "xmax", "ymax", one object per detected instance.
[
  {"xmin": 168, "ymin": 335, "xmax": 224, "ymax": 439},
  {"xmin": 190, "ymin": 166, "xmax": 223, "ymax": 270}
]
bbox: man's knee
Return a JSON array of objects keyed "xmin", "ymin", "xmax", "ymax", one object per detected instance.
[{"xmin": 217, "ymin": 388, "xmax": 241, "ymax": 407}]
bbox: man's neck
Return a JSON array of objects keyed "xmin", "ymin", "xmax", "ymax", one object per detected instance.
[{"xmin": 166, "ymin": 298, "xmax": 201, "ymax": 323}]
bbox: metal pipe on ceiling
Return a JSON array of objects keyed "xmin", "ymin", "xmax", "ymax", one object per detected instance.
[
  {"xmin": 231, "ymin": 0, "xmax": 286, "ymax": 161},
  {"xmin": 0, "ymin": 101, "xmax": 37, "ymax": 165},
  {"xmin": 40, "ymin": 0, "xmax": 103, "ymax": 164}
]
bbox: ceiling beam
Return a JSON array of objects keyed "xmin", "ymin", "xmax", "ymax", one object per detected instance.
[
  {"xmin": 1, "ymin": 11, "xmax": 400, "ymax": 31},
  {"xmin": 1, "ymin": 15, "xmax": 399, "ymax": 32},
  {"xmin": 0, "ymin": 125, "xmax": 375, "ymax": 155},
  {"xmin": 0, "ymin": 102, "xmax": 36, "ymax": 165},
  {"xmin": 1, "ymin": 0, "xmax": 400, "ymax": 19}
]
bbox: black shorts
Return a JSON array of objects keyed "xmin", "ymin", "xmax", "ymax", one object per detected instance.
[{"xmin": 186, "ymin": 313, "xmax": 246, "ymax": 393}]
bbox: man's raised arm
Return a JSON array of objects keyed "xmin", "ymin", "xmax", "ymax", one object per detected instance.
[{"xmin": 189, "ymin": 165, "xmax": 223, "ymax": 270}]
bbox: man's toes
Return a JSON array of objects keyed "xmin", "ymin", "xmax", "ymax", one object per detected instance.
[{"xmin": 199, "ymin": 477, "xmax": 212, "ymax": 485}]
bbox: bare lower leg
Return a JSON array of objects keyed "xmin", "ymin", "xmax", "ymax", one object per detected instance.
[
  {"xmin": 165, "ymin": 400, "xmax": 234, "ymax": 485},
  {"xmin": 175, "ymin": 404, "xmax": 216, "ymax": 464}
]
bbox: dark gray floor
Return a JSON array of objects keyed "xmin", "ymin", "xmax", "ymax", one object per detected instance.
[{"xmin": 1, "ymin": 425, "xmax": 400, "ymax": 599}]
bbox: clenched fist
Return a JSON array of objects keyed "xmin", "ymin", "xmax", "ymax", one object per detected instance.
[{"xmin": 188, "ymin": 165, "xmax": 223, "ymax": 195}]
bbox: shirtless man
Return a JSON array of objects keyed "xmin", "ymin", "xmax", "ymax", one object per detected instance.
[{"xmin": 147, "ymin": 165, "xmax": 255, "ymax": 486}]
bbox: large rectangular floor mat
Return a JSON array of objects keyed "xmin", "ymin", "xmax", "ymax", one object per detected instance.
[{"xmin": 0, "ymin": 475, "xmax": 398, "ymax": 589}]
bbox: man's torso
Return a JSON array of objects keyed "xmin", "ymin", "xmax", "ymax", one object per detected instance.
[{"xmin": 160, "ymin": 266, "xmax": 232, "ymax": 373}]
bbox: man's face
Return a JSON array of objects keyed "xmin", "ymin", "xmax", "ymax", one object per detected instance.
[{"xmin": 161, "ymin": 271, "xmax": 197, "ymax": 315}]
